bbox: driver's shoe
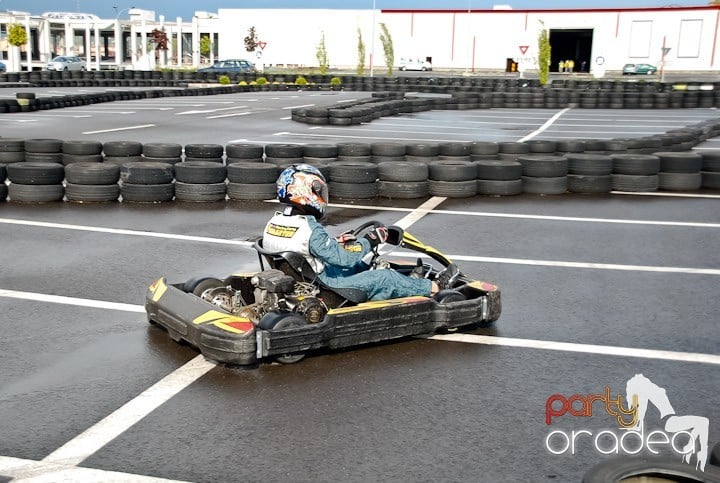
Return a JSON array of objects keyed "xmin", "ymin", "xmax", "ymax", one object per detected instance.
[{"xmin": 435, "ymin": 263, "xmax": 459, "ymax": 290}]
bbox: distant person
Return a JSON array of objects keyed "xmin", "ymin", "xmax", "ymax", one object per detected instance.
[
  {"xmin": 567, "ymin": 59, "xmax": 574, "ymax": 73},
  {"xmin": 581, "ymin": 60, "xmax": 587, "ymax": 72},
  {"xmin": 558, "ymin": 60, "xmax": 565, "ymax": 73}
]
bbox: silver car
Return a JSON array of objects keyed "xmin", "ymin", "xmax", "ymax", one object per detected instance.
[{"xmin": 46, "ymin": 55, "xmax": 86, "ymax": 71}]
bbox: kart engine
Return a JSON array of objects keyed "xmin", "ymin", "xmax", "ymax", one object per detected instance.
[{"xmin": 212, "ymin": 270, "xmax": 327, "ymax": 324}]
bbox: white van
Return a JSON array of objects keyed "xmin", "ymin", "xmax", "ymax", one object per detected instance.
[{"xmin": 398, "ymin": 58, "xmax": 432, "ymax": 71}]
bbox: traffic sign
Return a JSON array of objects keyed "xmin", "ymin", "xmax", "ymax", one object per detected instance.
[
  {"xmin": 257, "ymin": 40, "xmax": 267, "ymax": 51},
  {"xmin": 519, "ymin": 45, "xmax": 529, "ymax": 55}
]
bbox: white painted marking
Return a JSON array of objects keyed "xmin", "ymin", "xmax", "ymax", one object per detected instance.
[
  {"xmin": 610, "ymin": 191, "xmax": 720, "ymax": 199},
  {"xmin": 337, "ymin": 98, "xmax": 357, "ymax": 103},
  {"xmin": 0, "ymin": 218, "xmax": 254, "ymax": 246},
  {"xmin": 392, "ymin": 197, "xmax": 447, "ymax": 229},
  {"xmin": 176, "ymin": 105, "xmax": 247, "ymax": 115},
  {"xmin": 283, "ymin": 104, "xmax": 315, "ymax": 109},
  {"xmin": 35, "ymin": 114, "xmax": 92, "ymax": 118},
  {"xmin": 0, "ymin": 289, "xmax": 145, "ymax": 312},
  {"xmin": 273, "ymin": 131, "xmax": 290, "ymax": 136},
  {"xmin": 280, "ymin": 116, "xmax": 291, "ymax": 120},
  {"xmin": 61, "ymin": 110, "xmax": 135, "ymax": 114},
  {"xmin": 43, "ymin": 355, "xmax": 216, "ymax": 466},
  {"xmin": 206, "ymin": 111, "xmax": 252, "ymax": 119},
  {"xmin": 0, "ymin": 118, "xmax": 36, "ymax": 123},
  {"xmin": 518, "ymin": 108, "xmax": 571, "ymax": 142},
  {"xmin": 426, "ymin": 333, "xmax": 720, "ymax": 365},
  {"xmin": 0, "ymin": 456, "xmax": 190, "ymax": 482},
  {"xmin": 82, "ymin": 124, "xmax": 155, "ymax": 134},
  {"xmin": 265, "ymin": 131, "xmax": 508, "ymax": 141}
]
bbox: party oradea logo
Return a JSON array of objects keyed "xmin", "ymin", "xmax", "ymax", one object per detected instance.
[{"xmin": 544, "ymin": 374, "xmax": 710, "ymax": 471}]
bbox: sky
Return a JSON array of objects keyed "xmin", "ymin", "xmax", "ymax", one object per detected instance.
[{"xmin": 2, "ymin": 0, "xmax": 712, "ymax": 21}]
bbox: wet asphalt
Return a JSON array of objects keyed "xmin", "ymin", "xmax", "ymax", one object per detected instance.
[{"xmin": 0, "ymin": 87, "xmax": 718, "ymax": 482}]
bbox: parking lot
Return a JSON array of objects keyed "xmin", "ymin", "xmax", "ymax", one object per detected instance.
[{"xmin": 0, "ymin": 86, "xmax": 719, "ymax": 482}]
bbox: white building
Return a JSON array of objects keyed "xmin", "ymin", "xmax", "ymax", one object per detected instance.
[{"xmin": 1, "ymin": 5, "xmax": 718, "ymax": 75}]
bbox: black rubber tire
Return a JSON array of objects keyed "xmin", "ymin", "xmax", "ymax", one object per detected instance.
[
  {"xmin": 329, "ymin": 181, "xmax": 378, "ymax": 199},
  {"xmin": 184, "ymin": 143, "xmax": 224, "ymax": 159},
  {"xmin": 329, "ymin": 161, "xmax": 378, "ymax": 183},
  {"xmin": 24, "ymin": 138, "xmax": 63, "ymax": 153},
  {"xmin": 710, "ymin": 441, "xmax": 720, "ymax": 467},
  {"xmin": 173, "ymin": 161, "xmax": 227, "ymax": 184},
  {"xmin": 226, "ymin": 157, "xmax": 264, "ymax": 165},
  {"xmin": 475, "ymin": 160, "xmax": 523, "ymax": 181},
  {"xmin": 377, "ymin": 161, "xmax": 428, "ymax": 182},
  {"xmin": 174, "ymin": 181, "xmax": 227, "ymax": 202},
  {"xmin": 65, "ymin": 183, "xmax": 120, "ymax": 202},
  {"xmin": 104, "ymin": 141, "xmax": 143, "ymax": 157},
  {"xmin": 567, "ymin": 174, "xmax": 612, "ymax": 194},
  {"xmin": 62, "ymin": 140, "xmax": 103, "ymax": 155},
  {"xmin": 265, "ymin": 157, "xmax": 304, "ymax": 167},
  {"xmin": 405, "ymin": 143, "xmax": 439, "ymax": 157},
  {"xmin": 0, "ymin": 138, "xmax": 25, "ymax": 152},
  {"xmin": 303, "ymin": 144, "xmax": 338, "ymax": 158},
  {"xmin": 191, "ymin": 278, "xmax": 227, "ymax": 299},
  {"xmin": 471, "ymin": 141, "xmax": 499, "ymax": 155},
  {"xmin": 226, "ymin": 143, "xmax": 264, "ymax": 159},
  {"xmin": 438, "ymin": 142, "xmax": 472, "ymax": 157},
  {"xmin": 611, "ymin": 154, "xmax": 661, "ymax": 175},
  {"xmin": 141, "ymin": 156, "xmax": 183, "ymax": 165},
  {"xmin": 476, "ymin": 179, "xmax": 523, "ymax": 196},
  {"xmin": 582, "ymin": 456, "xmax": 720, "ymax": 483},
  {"xmin": 700, "ymin": 151, "xmax": 720, "ymax": 172},
  {"xmin": 337, "ymin": 142, "xmax": 372, "ymax": 157},
  {"xmin": 527, "ymin": 140, "xmax": 557, "ymax": 154},
  {"xmin": 434, "ymin": 290, "xmax": 466, "ymax": 304},
  {"xmin": 428, "ymin": 179, "xmax": 477, "ymax": 197},
  {"xmin": 702, "ymin": 171, "xmax": 720, "ymax": 189},
  {"xmin": 184, "ymin": 156, "xmax": 223, "ymax": 164},
  {"xmin": 143, "ymin": 143, "xmax": 183, "ymax": 158},
  {"xmin": 104, "ymin": 155, "xmax": 143, "ymax": 165},
  {"xmin": 120, "ymin": 162, "xmax": 175, "ymax": 184},
  {"xmin": 518, "ymin": 155, "xmax": 569, "ymax": 177},
  {"xmin": 566, "ymin": 153, "xmax": 613, "ymax": 175},
  {"xmin": 499, "ymin": 142, "xmax": 530, "ymax": 155},
  {"xmin": 0, "ymin": 183, "xmax": 7, "ymax": 201},
  {"xmin": 371, "ymin": 142, "xmax": 406, "ymax": 157},
  {"xmin": 658, "ymin": 172, "xmax": 702, "ymax": 191},
  {"xmin": 121, "ymin": 183, "xmax": 175, "ymax": 202},
  {"xmin": 226, "ymin": 162, "xmax": 279, "ymax": 183},
  {"xmin": 183, "ymin": 276, "xmax": 222, "ymax": 294},
  {"xmin": 62, "ymin": 154, "xmax": 104, "ymax": 165},
  {"xmin": 654, "ymin": 151, "xmax": 703, "ymax": 173},
  {"xmin": 65, "ymin": 162, "xmax": 120, "ymax": 185},
  {"xmin": 8, "ymin": 183, "xmax": 64, "ymax": 202},
  {"xmin": 0, "ymin": 163, "xmax": 5, "ymax": 182},
  {"xmin": 428, "ymin": 160, "xmax": 477, "ymax": 181},
  {"xmin": 0, "ymin": 151, "xmax": 25, "ymax": 163},
  {"xmin": 25, "ymin": 153, "xmax": 64, "ymax": 164},
  {"xmin": 258, "ymin": 312, "xmax": 308, "ymax": 364},
  {"xmin": 522, "ymin": 176, "xmax": 568, "ymax": 195},
  {"xmin": 611, "ymin": 174, "xmax": 659, "ymax": 192},
  {"xmin": 378, "ymin": 180, "xmax": 429, "ymax": 199},
  {"xmin": 227, "ymin": 182, "xmax": 277, "ymax": 200},
  {"xmin": 7, "ymin": 162, "xmax": 65, "ymax": 185},
  {"xmin": 555, "ymin": 140, "xmax": 587, "ymax": 153},
  {"xmin": 265, "ymin": 144, "xmax": 304, "ymax": 158}
]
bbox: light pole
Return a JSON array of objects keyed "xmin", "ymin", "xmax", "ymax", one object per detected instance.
[{"xmin": 370, "ymin": 0, "xmax": 376, "ymax": 77}]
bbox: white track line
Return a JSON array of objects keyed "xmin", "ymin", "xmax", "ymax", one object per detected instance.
[
  {"xmin": 42, "ymin": 355, "xmax": 216, "ymax": 466},
  {"xmin": 518, "ymin": 108, "xmax": 570, "ymax": 142},
  {"xmin": 82, "ymin": 124, "xmax": 155, "ymax": 134},
  {"xmin": 610, "ymin": 191, "xmax": 720, "ymax": 199},
  {"xmin": 0, "ymin": 456, "xmax": 189, "ymax": 482},
  {"xmin": 0, "ymin": 289, "xmax": 145, "ymax": 312},
  {"xmin": 426, "ymin": 334, "xmax": 720, "ymax": 365}
]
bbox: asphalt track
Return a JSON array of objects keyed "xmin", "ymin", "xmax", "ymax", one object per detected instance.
[{"xmin": 0, "ymin": 86, "xmax": 719, "ymax": 482}]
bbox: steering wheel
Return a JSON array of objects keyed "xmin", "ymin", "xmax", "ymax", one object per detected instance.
[{"xmin": 350, "ymin": 220, "xmax": 385, "ymax": 238}]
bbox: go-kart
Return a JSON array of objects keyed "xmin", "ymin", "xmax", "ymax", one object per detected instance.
[{"xmin": 145, "ymin": 222, "xmax": 501, "ymax": 365}]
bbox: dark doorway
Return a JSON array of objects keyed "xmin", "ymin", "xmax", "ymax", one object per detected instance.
[{"xmin": 550, "ymin": 29, "xmax": 593, "ymax": 72}]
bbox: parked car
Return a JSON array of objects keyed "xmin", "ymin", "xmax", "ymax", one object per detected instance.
[
  {"xmin": 46, "ymin": 56, "xmax": 86, "ymax": 71},
  {"xmin": 198, "ymin": 59, "xmax": 256, "ymax": 74},
  {"xmin": 622, "ymin": 63, "xmax": 657, "ymax": 75},
  {"xmin": 0, "ymin": 61, "xmax": 6, "ymax": 73},
  {"xmin": 398, "ymin": 57, "xmax": 432, "ymax": 71}
]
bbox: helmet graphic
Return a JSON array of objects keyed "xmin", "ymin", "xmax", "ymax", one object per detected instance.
[{"xmin": 276, "ymin": 164, "xmax": 328, "ymax": 219}]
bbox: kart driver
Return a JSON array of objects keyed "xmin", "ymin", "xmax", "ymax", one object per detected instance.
[{"xmin": 262, "ymin": 164, "xmax": 458, "ymax": 301}]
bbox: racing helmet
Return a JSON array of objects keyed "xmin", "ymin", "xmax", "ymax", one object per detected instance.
[{"xmin": 276, "ymin": 164, "xmax": 328, "ymax": 219}]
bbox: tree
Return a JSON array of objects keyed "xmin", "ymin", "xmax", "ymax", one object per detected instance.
[
  {"xmin": 379, "ymin": 23, "xmax": 394, "ymax": 76},
  {"xmin": 316, "ymin": 31, "xmax": 329, "ymax": 75},
  {"xmin": 244, "ymin": 26, "xmax": 259, "ymax": 53},
  {"xmin": 151, "ymin": 28, "xmax": 168, "ymax": 51},
  {"xmin": 7, "ymin": 24, "xmax": 27, "ymax": 47},
  {"xmin": 537, "ymin": 22, "xmax": 551, "ymax": 85},
  {"xmin": 356, "ymin": 28, "xmax": 366, "ymax": 76},
  {"xmin": 199, "ymin": 35, "xmax": 211, "ymax": 57}
]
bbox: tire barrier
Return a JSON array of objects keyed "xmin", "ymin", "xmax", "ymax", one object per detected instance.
[{"xmin": 0, "ymin": 130, "xmax": 719, "ymax": 204}]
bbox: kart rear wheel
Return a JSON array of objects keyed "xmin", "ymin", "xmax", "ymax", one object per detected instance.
[
  {"xmin": 191, "ymin": 278, "xmax": 232, "ymax": 311},
  {"xmin": 258, "ymin": 312, "xmax": 308, "ymax": 364}
]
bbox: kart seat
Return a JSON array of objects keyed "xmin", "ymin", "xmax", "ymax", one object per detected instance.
[{"xmin": 253, "ymin": 239, "xmax": 368, "ymax": 305}]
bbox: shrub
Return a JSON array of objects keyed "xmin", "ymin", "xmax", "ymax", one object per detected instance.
[
  {"xmin": 218, "ymin": 75, "xmax": 231, "ymax": 85},
  {"xmin": 295, "ymin": 76, "xmax": 308, "ymax": 85},
  {"xmin": 238, "ymin": 80, "xmax": 248, "ymax": 85},
  {"xmin": 7, "ymin": 24, "xmax": 27, "ymax": 47},
  {"xmin": 255, "ymin": 77, "xmax": 268, "ymax": 85},
  {"xmin": 330, "ymin": 77, "xmax": 342, "ymax": 86}
]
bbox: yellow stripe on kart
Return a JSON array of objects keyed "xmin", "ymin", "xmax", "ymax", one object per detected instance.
[
  {"xmin": 402, "ymin": 232, "xmax": 453, "ymax": 265},
  {"xmin": 193, "ymin": 310, "xmax": 254, "ymax": 333},
  {"xmin": 328, "ymin": 296, "xmax": 429, "ymax": 315},
  {"xmin": 149, "ymin": 277, "xmax": 168, "ymax": 302}
]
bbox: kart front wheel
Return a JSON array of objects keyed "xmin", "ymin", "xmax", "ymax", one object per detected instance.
[{"xmin": 258, "ymin": 312, "xmax": 308, "ymax": 364}]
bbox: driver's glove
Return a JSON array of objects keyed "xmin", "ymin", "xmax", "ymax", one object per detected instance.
[
  {"xmin": 363, "ymin": 226, "xmax": 389, "ymax": 248},
  {"xmin": 336, "ymin": 230, "xmax": 357, "ymax": 244}
]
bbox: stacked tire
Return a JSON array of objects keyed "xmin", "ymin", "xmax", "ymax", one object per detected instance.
[
  {"xmin": 0, "ymin": 138, "xmax": 25, "ymax": 165},
  {"xmin": 0, "ymin": 163, "xmax": 7, "ymax": 201},
  {"xmin": 103, "ymin": 141, "xmax": 143, "ymax": 165},
  {"xmin": 142, "ymin": 143, "xmax": 183, "ymax": 165},
  {"xmin": 405, "ymin": 143, "xmax": 439, "ymax": 164},
  {"xmin": 62, "ymin": 140, "xmax": 103, "ymax": 165},
  {"xmin": 378, "ymin": 161, "xmax": 429, "ymax": 199},
  {"xmin": 24, "ymin": 138, "xmax": 64, "ymax": 165},
  {"xmin": 428, "ymin": 160, "xmax": 477, "ymax": 197},
  {"xmin": 700, "ymin": 150, "xmax": 720, "ymax": 189},
  {"xmin": 264, "ymin": 144, "xmax": 304, "ymax": 170},
  {"xmin": 371, "ymin": 142, "xmax": 406, "ymax": 164},
  {"xmin": 475, "ymin": 160, "xmax": 523, "ymax": 196},
  {"xmin": 302, "ymin": 144, "xmax": 339, "ymax": 178},
  {"xmin": 610, "ymin": 154, "xmax": 660, "ymax": 192},
  {"xmin": 519, "ymin": 155, "xmax": 568, "ymax": 195},
  {"xmin": 226, "ymin": 162, "xmax": 278, "ymax": 200},
  {"xmin": 184, "ymin": 143, "xmax": 224, "ymax": 165},
  {"xmin": 7, "ymin": 162, "xmax": 65, "ymax": 202},
  {"xmin": 654, "ymin": 151, "xmax": 703, "ymax": 191},
  {"xmin": 65, "ymin": 163, "xmax": 121, "ymax": 202},
  {"xmin": 328, "ymin": 161, "xmax": 378, "ymax": 199},
  {"xmin": 337, "ymin": 142, "xmax": 372, "ymax": 163},
  {"xmin": 565, "ymin": 154, "xmax": 613, "ymax": 194},
  {"xmin": 120, "ymin": 162, "xmax": 175, "ymax": 202},
  {"xmin": 226, "ymin": 143, "xmax": 264, "ymax": 164},
  {"xmin": 173, "ymin": 161, "xmax": 227, "ymax": 202}
]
